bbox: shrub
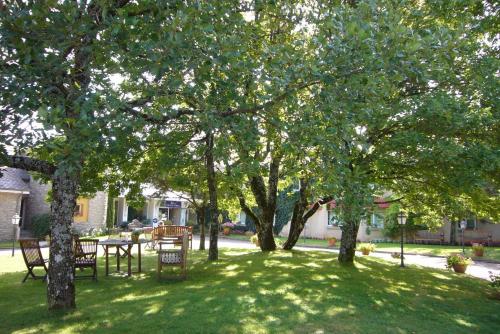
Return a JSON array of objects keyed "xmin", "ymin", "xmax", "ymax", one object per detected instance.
[
  {"xmin": 358, "ymin": 243, "xmax": 376, "ymax": 252},
  {"xmin": 489, "ymin": 271, "xmax": 500, "ymax": 300},
  {"xmin": 222, "ymin": 222, "xmax": 235, "ymax": 229},
  {"xmin": 489, "ymin": 271, "xmax": 500, "ymax": 289},
  {"xmin": 32, "ymin": 213, "xmax": 51, "ymax": 239},
  {"xmin": 446, "ymin": 254, "xmax": 472, "ymax": 269},
  {"xmin": 250, "ymin": 235, "xmax": 259, "ymax": 246},
  {"xmin": 472, "ymin": 243, "xmax": 484, "ymax": 252},
  {"xmin": 391, "ymin": 252, "xmax": 401, "ymax": 259}
]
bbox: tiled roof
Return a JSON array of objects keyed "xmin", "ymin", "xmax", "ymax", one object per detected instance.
[{"xmin": 0, "ymin": 167, "xmax": 31, "ymax": 192}]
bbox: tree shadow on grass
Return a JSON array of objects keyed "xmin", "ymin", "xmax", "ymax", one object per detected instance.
[{"xmin": 0, "ymin": 249, "xmax": 498, "ymax": 334}]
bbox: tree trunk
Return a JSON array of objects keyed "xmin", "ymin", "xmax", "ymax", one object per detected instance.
[
  {"xmin": 450, "ymin": 221, "xmax": 457, "ymax": 245},
  {"xmin": 258, "ymin": 209, "xmax": 276, "ymax": 251},
  {"xmin": 283, "ymin": 179, "xmax": 308, "ymax": 250},
  {"xmin": 338, "ymin": 220, "xmax": 360, "ymax": 264},
  {"xmin": 206, "ymin": 133, "xmax": 219, "ymax": 261},
  {"xmin": 198, "ymin": 206, "xmax": 206, "ymax": 250},
  {"xmin": 47, "ymin": 170, "xmax": 78, "ymax": 310},
  {"xmin": 283, "ymin": 181, "xmax": 332, "ymax": 250}
]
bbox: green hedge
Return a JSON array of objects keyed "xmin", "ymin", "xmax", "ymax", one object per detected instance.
[{"xmin": 32, "ymin": 213, "xmax": 50, "ymax": 239}]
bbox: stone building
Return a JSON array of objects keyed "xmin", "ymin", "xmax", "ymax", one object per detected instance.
[{"xmin": 0, "ymin": 167, "xmax": 108, "ymax": 240}]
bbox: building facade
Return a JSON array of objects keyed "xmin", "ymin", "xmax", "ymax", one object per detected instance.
[
  {"xmin": 115, "ymin": 187, "xmax": 193, "ymax": 227},
  {"xmin": 0, "ymin": 167, "xmax": 108, "ymax": 240}
]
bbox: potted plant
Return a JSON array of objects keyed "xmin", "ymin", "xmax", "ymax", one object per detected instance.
[
  {"xmin": 359, "ymin": 243, "xmax": 375, "ymax": 255},
  {"xmin": 391, "ymin": 252, "xmax": 403, "ymax": 259},
  {"xmin": 250, "ymin": 234, "xmax": 260, "ymax": 247},
  {"xmin": 222, "ymin": 222, "xmax": 235, "ymax": 235},
  {"xmin": 472, "ymin": 243, "xmax": 484, "ymax": 257},
  {"xmin": 327, "ymin": 236, "xmax": 337, "ymax": 247},
  {"xmin": 488, "ymin": 271, "xmax": 500, "ymax": 300},
  {"xmin": 446, "ymin": 254, "xmax": 472, "ymax": 273},
  {"xmin": 131, "ymin": 229, "xmax": 142, "ymax": 243}
]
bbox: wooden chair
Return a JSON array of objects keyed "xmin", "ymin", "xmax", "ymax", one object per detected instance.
[
  {"xmin": 143, "ymin": 227, "xmax": 154, "ymax": 249},
  {"xmin": 152, "ymin": 226, "xmax": 193, "ymax": 250},
  {"xmin": 19, "ymin": 238, "xmax": 48, "ymax": 283},
  {"xmin": 157, "ymin": 231, "xmax": 189, "ymax": 280},
  {"xmin": 74, "ymin": 239, "xmax": 99, "ymax": 281}
]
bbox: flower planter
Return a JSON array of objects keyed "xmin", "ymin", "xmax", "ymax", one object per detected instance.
[
  {"xmin": 327, "ymin": 239, "xmax": 337, "ymax": 247},
  {"xmin": 361, "ymin": 250, "xmax": 370, "ymax": 256},
  {"xmin": 131, "ymin": 235, "xmax": 140, "ymax": 243},
  {"xmin": 452, "ymin": 263, "xmax": 467, "ymax": 274},
  {"xmin": 473, "ymin": 249, "xmax": 484, "ymax": 257},
  {"xmin": 223, "ymin": 227, "xmax": 231, "ymax": 236}
]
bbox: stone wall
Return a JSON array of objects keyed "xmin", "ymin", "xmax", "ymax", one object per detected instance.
[
  {"xmin": 0, "ymin": 192, "xmax": 22, "ymax": 241},
  {"xmin": 24, "ymin": 181, "xmax": 51, "ymax": 230},
  {"xmin": 71, "ymin": 191, "xmax": 108, "ymax": 235}
]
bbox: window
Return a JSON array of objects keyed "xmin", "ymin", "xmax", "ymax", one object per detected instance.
[
  {"xmin": 74, "ymin": 204, "xmax": 83, "ymax": 216},
  {"xmin": 74, "ymin": 198, "xmax": 89, "ymax": 223},
  {"xmin": 371, "ymin": 213, "xmax": 384, "ymax": 229},
  {"xmin": 327, "ymin": 210, "xmax": 342, "ymax": 227},
  {"xmin": 466, "ymin": 218, "xmax": 476, "ymax": 230}
]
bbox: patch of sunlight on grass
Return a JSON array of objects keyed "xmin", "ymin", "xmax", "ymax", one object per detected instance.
[
  {"xmin": 226, "ymin": 264, "xmax": 239, "ymax": 270},
  {"xmin": 303, "ymin": 262, "xmax": 322, "ymax": 268},
  {"xmin": 430, "ymin": 272, "xmax": 452, "ymax": 280},
  {"xmin": 326, "ymin": 306, "xmax": 345, "ymax": 316},
  {"xmin": 237, "ymin": 295, "xmax": 256, "ymax": 304},
  {"xmin": 237, "ymin": 281, "xmax": 249, "ymax": 287},
  {"xmin": 173, "ymin": 307, "xmax": 185, "ymax": 316},
  {"xmin": 241, "ymin": 320, "xmax": 269, "ymax": 334},
  {"xmin": 144, "ymin": 303, "xmax": 162, "ymax": 315},
  {"xmin": 374, "ymin": 299, "xmax": 384, "ymax": 306},
  {"xmin": 276, "ymin": 283, "xmax": 295, "ymax": 294},
  {"xmin": 204, "ymin": 296, "xmax": 215, "ymax": 302},
  {"xmin": 327, "ymin": 274, "xmax": 340, "ymax": 280},
  {"xmin": 265, "ymin": 315, "xmax": 282, "ymax": 325},
  {"xmin": 310, "ymin": 274, "xmax": 326, "ymax": 281},
  {"xmin": 455, "ymin": 318, "xmax": 476, "ymax": 328},
  {"xmin": 264, "ymin": 259, "xmax": 285, "ymax": 266},
  {"xmin": 224, "ymin": 250, "xmax": 255, "ymax": 256},
  {"xmin": 258, "ymin": 287, "xmax": 273, "ymax": 295},
  {"xmin": 354, "ymin": 262, "xmax": 371, "ymax": 270},
  {"xmin": 113, "ymin": 290, "xmax": 168, "ymax": 303}
]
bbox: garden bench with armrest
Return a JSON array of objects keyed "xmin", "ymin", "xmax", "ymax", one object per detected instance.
[{"xmin": 152, "ymin": 226, "xmax": 192, "ymax": 250}]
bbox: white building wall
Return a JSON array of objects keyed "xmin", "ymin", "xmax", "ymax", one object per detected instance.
[{"xmin": 279, "ymin": 205, "xmax": 386, "ymax": 242}]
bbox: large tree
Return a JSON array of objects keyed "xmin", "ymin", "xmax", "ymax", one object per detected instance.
[
  {"xmin": 280, "ymin": 0, "xmax": 499, "ymax": 264},
  {"xmin": 0, "ymin": 1, "xmax": 182, "ymax": 308}
]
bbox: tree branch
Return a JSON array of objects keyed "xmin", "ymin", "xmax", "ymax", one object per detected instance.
[{"xmin": 3, "ymin": 155, "xmax": 56, "ymax": 176}]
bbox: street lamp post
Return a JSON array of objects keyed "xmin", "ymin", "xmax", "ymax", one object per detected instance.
[
  {"xmin": 11, "ymin": 214, "xmax": 20, "ymax": 257},
  {"xmin": 460, "ymin": 220, "xmax": 467, "ymax": 254},
  {"xmin": 398, "ymin": 212, "xmax": 407, "ymax": 268}
]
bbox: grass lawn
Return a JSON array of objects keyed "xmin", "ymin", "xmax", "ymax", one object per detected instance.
[
  {"xmin": 0, "ymin": 248, "xmax": 499, "ymax": 334},
  {"xmin": 223, "ymin": 235, "xmax": 500, "ymax": 261},
  {"xmin": 223, "ymin": 234, "xmax": 330, "ymax": 247},
  {"xmin": 0, "ymin": 240, "xmax": 18, "ymax": 250},
  {"xmin": 372, "ymin": 243, "xmax": 500, "ymax": 261}
]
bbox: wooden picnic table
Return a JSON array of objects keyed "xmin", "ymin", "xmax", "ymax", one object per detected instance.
[{"xmin": 100, "ymin": 239, "xmax": 148, "ymax": 277}]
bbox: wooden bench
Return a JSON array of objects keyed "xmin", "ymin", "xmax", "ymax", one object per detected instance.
[
  {"xmin": 152, "ymin": 226, "xmax": 193, "ymax": 250},
  {"xmin": 414, "ymin": 234, "xmax": 445, "ymax": 245}
]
